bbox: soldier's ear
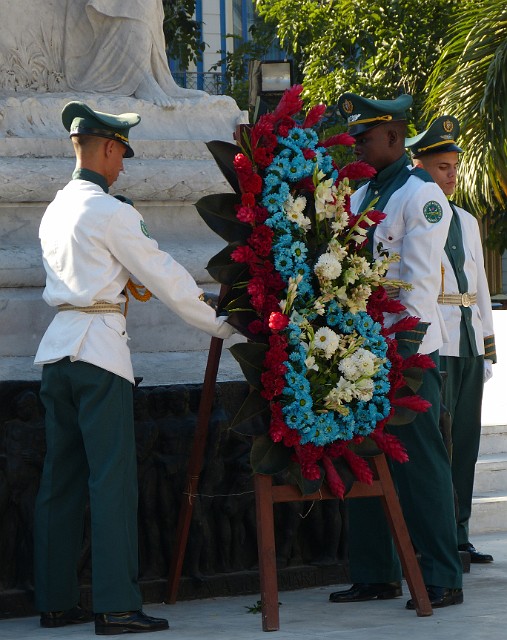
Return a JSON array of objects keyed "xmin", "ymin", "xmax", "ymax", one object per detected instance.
[{"xmin": 386, "ymin": 127, "xmax": 400, "ymax": 147}]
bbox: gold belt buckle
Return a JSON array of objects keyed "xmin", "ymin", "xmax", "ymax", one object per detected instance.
[{"xmin": 461, "ymin": 293, "xmax": 471, "ymax": 307}]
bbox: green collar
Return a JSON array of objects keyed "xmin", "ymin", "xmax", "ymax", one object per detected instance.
[
  {"xmin": 372, "ymin": 153, "xmax": 410, "ymax": 186},
  {"xmin": 72, "ymin": 168, "xmax": 109, "ymax": 193}
]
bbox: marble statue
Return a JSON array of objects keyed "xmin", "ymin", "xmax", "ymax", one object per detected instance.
[
  {"xmin": 0, "ymin": 0, "xmax": 207, "ymax": 107},
  {"xmin": 65, "ymin": 0, "xmax": 207, "ymax": 107}
]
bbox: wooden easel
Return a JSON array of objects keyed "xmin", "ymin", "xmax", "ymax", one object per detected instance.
[{"xmin": 167, "ymin": 326, "xmax": 433, "ymax": 630}]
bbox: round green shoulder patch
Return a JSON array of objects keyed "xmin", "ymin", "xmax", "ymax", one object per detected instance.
[
  {"xmin": 423, "ymin": 200, "xmax": 443, "ymax": 223},
  {"xmin": 140, "ymin": 220, "xmax": 151, "ymax": 238}
]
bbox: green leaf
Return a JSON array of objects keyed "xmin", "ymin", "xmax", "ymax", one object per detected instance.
[
  {"xmin": 206, "ymin": 140, "xmax": 241, "ymax": 194},
  {"xmin": 349, "ymin": 437, "xmax": 382, "ymax": 457},
  {"xmin": 229, "ymin": 342, "xmax": 268, "ymax": 390},
  {"xmin": 287, "ymin": 461, "xmax": 324, "ymax": 495},
  {"xmin": 401, "ymin": 367, "xmax": 424, "ymax": 394},
  {"xmin": 206, "ymin": 243, "xmax": 249, "ymax": 285},
  {"xmin": 388, "ymin": 405, "xmax": 418, "ymax": 426},
  {"xmin": 231, "ymin": 389, "xmax": 270, "ymax": 435},
  {"xmin": 333, "ymin": 457, "xmax": 357, "ymax": 497},
  {"xmin": 195, "ymin": 193, "xmax": 251, "ymax": 243},
  {"xmin": 250, "ymin": 434, "xmax": 292, "ymax": 475}
]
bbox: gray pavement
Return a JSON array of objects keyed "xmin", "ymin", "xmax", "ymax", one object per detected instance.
[{"xmin": 1, "ymin": 532, "xmax": 506, "ymax": 640}]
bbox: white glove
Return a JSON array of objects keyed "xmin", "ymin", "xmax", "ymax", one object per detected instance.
[{"xmin": 483, "ymin": 359, "xmax": 493, "ymax": 383}]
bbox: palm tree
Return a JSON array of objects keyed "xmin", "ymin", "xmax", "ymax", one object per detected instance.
[{"xmin": 425, "ymin": 0, "xmax": 507, "ymax": 239}]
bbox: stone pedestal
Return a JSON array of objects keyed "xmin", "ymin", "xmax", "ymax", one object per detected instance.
[{"xmin": 0, "ymin": 91, "xmax": 246, "ymax": 383}]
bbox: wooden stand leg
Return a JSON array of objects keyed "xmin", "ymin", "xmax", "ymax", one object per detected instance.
[
  {"xmin": 166, "ymin": 333, "xmax": 224, "ymax": 603},
  {"xmin": 372, "ymin": 455, "xmax": 433, "ymax": 617},
  {"xmin": 254, "ymin": 453, "xmax": 432, "ymax": 631},
  {"xmin": 254, "ymin": 474, "xmax": 280, "ymax": 631}
]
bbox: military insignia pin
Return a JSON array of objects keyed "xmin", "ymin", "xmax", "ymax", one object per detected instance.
[
  {"xmin": 443, "ymin": 119, "xmax": 453, "ymax": 133},
  {"xmin": 342, "ymin": 99, "xmax": 354, "ymax": 114}
]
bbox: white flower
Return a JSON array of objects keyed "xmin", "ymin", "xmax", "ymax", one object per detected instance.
[
  {"xmin": 283, "ymin": 195, "xmax": 311, "ymax": 230},
  {"xmin": 325, "ymin": 377, "xmax": 355, "ymax": 407},
  {"xmin": 339, "ymin": 348, "xmax": 376, "ymax": 381},
  {"xmin": 314, "ymin": 253, "xmax": 342, "ymax": 281},
  {"xmin": 304, "ymin": 354, "xmax": 319, "ymax": 371},
  {"xmin": 314, "ymin": 178, "xmax": 338, "ymax": 221},
  {"xmin": 353, "ymin": 378, "xmax": 375, "ymax": 401},
  {"xmin": 314, "ymin": 327, "xmax": 340, "ymax": 358}
]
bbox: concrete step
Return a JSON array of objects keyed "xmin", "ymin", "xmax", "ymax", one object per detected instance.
[
  {"xmin": 479, "ymin": 424, "xmax": 507, "ymax": 456},
  {"xmin": 474, "ymin": 453, "xmax": 507, "ymax": 494},
  {"xmin": 469, "ymin": 491, "xmax": 507, "ymax": 535},
  {"xmin": 0, "ymin": 346, "xmax": 246, "ymax": 387}
]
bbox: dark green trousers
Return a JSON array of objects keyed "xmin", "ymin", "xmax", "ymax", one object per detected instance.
[
  {"xmin": 440, "ymin": 354, "xmax": 484, "ymax": 546},
  {"xmin": 348, "ymin": 353, "xmax": 463, "ymax": 588},
  {"xmin": 34, "ymin": 358, "xmax": 143, "ymax": 613}
]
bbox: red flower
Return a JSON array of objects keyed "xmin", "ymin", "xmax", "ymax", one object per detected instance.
[
  {"xmin": 241, "ymin": 192, "xmax": 256, "ymax": 207},
  {"xmin": 254, "ymin": 205, "xmax": 269, "ymax": 224},
  {"xmin": 371, "ymin": 432, "xmax": 409, "ymax": 463},
  {"xmin": 233, "ymin": 153, "xmax": 253, "ymax": 175},
  {"xmin": 231, "ymin": 244, "xmax": 257, "ymax": 265},
  {"xmin": 401, "ymin": 353, "xmax": 436, "ymax": 371},
  {"xmin": 321, "ymin": 133, "xmax": 356, "ymax": 148},
  {"xmin": 233, "ymin": 153, "xmax": 263, "ymax": 195},
  {"xmin": 253, "ymin": 146, "xmax": 275, "ymax": 169},
  {"xmin": 248, "ymin": 225, "xmax": 274, "ymax": 256},
  {"xmin": 391, "ymin": 395, "xmax": 432, "ymax": 412},
  {"xmin": 272, "ymin": 84, "xmax": 304, "ymax": 120},
  {"xmin": 241, "ymin": 172, "xmax": 263, "ymax": 195},
  {"xmin": 387, "ymin": 316, "xmax": 422, "ymax": 335},
  {"xmin": 251, "ymin": 114, "xmax": 276, "ymax": 147},
  {"xmin": 260, "ymin": 371, "xmax": 286, "ymax": 399},
  {"xmin": 339, "ymin": 160, "xmax": 377, "ymax": 181},
  {"xmin": 268, "ymin": 311, "xmax": 290, "ymax": 332},
  {"xmin": 342, "ymin": 448, "xmax": 373, "ymax": 485},
  {"xmin": 303, "ymin": 104, "xmax": 326, "ymax": 128},
  {"xmin": 302, "ymin": 148, "xmax": 317, "ymax": 160},
  {"xmin": 322, "ymin": 455, "xmax": 345, "ymax": 498},
  {"xmin": 276, "ymin": 116, "xmax": 297, "ymax": 138},
  {"xmin": 235, "ymin": 205, "xmax": 256, "ymax": 224},
  {"xmin": 248, "ymin": 319, "xmax": 264, "ymax": 335},
  {"xmin": 293, "ymin": 176, "xmax": 315, "ymax": 192}
]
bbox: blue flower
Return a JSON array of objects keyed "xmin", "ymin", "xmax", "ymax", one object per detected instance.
[{"xmin": 291, "ymin": 241, "xmax": 308, "ymax": 262}]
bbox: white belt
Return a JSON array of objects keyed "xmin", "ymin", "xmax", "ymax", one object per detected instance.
[{"xmin": 437, "ymin": 292, "xmax": 477, "ymax": 307}]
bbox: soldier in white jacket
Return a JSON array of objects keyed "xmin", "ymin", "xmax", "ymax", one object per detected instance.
[
  {"xmin": 329, "ymin": 93, "xmax": 463, "ymax": 610},
  {"xmin": 407, "ymin": 116, "xmax": 496, "ymax": 564},
  {"xmin": 33, "ymin": 102, "xmax": 233, "ymax": 634}
]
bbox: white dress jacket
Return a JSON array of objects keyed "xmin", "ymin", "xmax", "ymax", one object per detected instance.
[
  {"xmin": 35, "ymin": 180, "xmax": 232, "ymax": 382},
  {"xmin": 439, "ymin": 204, "xmax": 494, "ymax": 358},
  {"xmin": 351, "ymin": 171, "xmax": 452, "ymax": 355}
]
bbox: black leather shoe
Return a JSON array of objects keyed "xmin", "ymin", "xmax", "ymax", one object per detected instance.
[
  {"xmin": 40, "ymin": 605, "xmax": 94, "ymax": 628},
  {"xmin": 458, "ymin": 542, "xmax": 494, "ymax": 563},
  {"xmin": 329, "ymin": 582, "xmax": 402, "ymax": 603},
  {"xmin": 406, "ymin": 585, "xmax": 463, "ymax": 610},
  {"xmin": 95, "ymin": 610, "xmax": 169, "ymax": 635}
]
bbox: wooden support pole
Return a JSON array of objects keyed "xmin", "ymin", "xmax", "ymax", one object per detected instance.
[{"xmin": 166, "ymin": 287, "xmax": 228, "ymax": 603}]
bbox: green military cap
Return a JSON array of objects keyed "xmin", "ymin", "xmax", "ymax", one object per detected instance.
[
  {"xmin": 61, "ymin": 101, "xmax": 141, "ymax": 158},
  {"xmin": 405, "ymin": 115, "xmax": 463, "ymax": 158},
  {"xmin": 337, "ymin": 93, "xmax": 413, "ymax": 136}
]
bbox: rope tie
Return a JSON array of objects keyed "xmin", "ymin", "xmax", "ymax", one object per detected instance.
[{"xmin": 124, "ymin": 278, "xmax": 152, "ymax": 317}]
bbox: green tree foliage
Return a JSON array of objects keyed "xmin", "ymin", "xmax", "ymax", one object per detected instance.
[
  {"xmin": 255, "ymin": 0, "xmax": 461, "ymax": 126},
  {"xmin": 424, "ymin": 0, "xmax": 507, "ymax": 251},
  {"xmin": 162, "ymin": 0, "xmax": 204, "ymax": 68}
]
